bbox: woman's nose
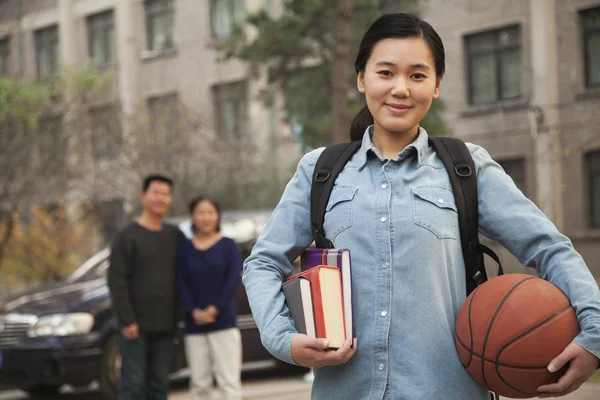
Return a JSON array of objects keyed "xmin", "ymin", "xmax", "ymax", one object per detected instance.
[{"xmin": 391, "ymin": 78, "xmax": 410, "ymax": 97}]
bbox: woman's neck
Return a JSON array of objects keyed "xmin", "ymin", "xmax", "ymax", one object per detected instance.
[
  {"xmin": 194, "ymin": 231, "xmax": 221, "ymax": 241},
  {"xmin": 372, "ymin": 125, "xmax": 419, "ymax": 159}
]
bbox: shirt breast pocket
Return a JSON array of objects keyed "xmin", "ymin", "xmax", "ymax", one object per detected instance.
[
  {"xmin": 324, "ymin": 185, "xmax": 359, "ymax": 242},
  {"xmin": 412, "ymin": 185, "xmax": 458, "ymax": 240}
]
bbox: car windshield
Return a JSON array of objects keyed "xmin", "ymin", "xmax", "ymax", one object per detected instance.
[{"xmin": 67, "ymin": 249, "xmax": 110, "ymax": 282}]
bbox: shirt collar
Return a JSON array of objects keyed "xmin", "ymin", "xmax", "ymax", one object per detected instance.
[{"xmin": 354, "ymin": 126, "xmax": 430, "ymax": 170}]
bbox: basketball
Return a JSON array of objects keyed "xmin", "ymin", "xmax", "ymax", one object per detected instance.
[{"xmin": 455, "ymin": 274, "xmax": 580, "ymax": 398}]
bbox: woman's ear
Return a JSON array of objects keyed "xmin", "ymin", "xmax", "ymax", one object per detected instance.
[
  {"xmin": 357, "ymin": 71, "xmax": 365, "ymax": 94},
  {"xmin": 433, "ymin": 75, "xmax": 442, "ymax": 99}
]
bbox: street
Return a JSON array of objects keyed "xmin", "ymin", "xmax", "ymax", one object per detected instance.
[
  {"xmin": 0, "ymin": 373, "xmax": 599, "ymax": 400},
  {"xmin": 0, "ymin": 369, "xmax": 313, "ymax": 400}
]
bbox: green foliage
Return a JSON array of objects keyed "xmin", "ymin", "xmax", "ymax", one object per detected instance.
[
  {"xmin": 0, "ymin": 76, "xmax": 50, "ymax": 130},
  {"xmin": 214, "ymin": 0, "xmax": 450, "ymax": 149},
  {"xmin": 421, "ymin": 98, "xmax": 451, "ymax": 137}
]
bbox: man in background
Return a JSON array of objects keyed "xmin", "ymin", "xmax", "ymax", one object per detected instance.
[{"xmin": 108, "ymin": 174, "xmax": 185, "ymax": 400}]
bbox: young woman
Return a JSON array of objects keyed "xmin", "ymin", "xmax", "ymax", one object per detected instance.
[
  {"xmin": 177, "ymin": 196, "xmax": 243, "ymax": 400},
  {"xmin": 243, "ymin": 13, "xmax": 600, "ymax": 400}
]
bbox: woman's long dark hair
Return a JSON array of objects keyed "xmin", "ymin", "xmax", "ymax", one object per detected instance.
[
  {"xmin": 189, "ymin": 196, "xmax": 221, "ymax": 233},
  {"xmin": 350, "ymin": 13, "xmax": 446, "ymax": 141}
]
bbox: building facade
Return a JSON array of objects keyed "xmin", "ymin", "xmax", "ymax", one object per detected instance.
[
  {"xmin": 0, "ymin": 0, "xmax": 298, "ymax": 244},
  {"xmin": 422, "ymin": 0, "xmax": 600, "ymax": 280}
]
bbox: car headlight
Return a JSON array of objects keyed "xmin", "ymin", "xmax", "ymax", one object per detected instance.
[{"xmin": 27, "ymin": 313, "xmax": 95, "ymax": 337}]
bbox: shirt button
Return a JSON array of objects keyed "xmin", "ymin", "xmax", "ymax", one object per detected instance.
[
  {"xmin": 381, "ymin": 183, "xmax": 388, "ymax": 189},
  {"xmin": 378, "ymin": 363, "xmax": 385, "ymax": 371},
  {"xmin": 380, "ymin": 217, "xmax": 387, "ymax": 223},
  {"xmin": 382, "ymin": 262, "xmax": 389, "ymax": 268},
  {"xmin": 438, "ymin": 198, "xmax": 444, "ymax": 204},
  {"xmin": 381, "ymin": 310, "xmax": 388, "ymax": 317}
]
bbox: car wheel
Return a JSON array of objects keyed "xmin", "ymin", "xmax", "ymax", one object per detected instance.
[
  {"xmin": 99, "ymin": 335, "xmax": 121, "ymax": 400},
  {"xmin": 23, "ymin": 384, "xmax": 61, "ymax": 396}
]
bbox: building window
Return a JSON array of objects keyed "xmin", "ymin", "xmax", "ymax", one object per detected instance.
[
  {"xmin": 38, "ymin": 116, "xmax": 63, "ymax": 159},
  {"xmin": 587, "ymin": 151, "xmax": 600, "ymax": 229},
  {"xmin": 96, "ymin": 199, "xmax": 124, "ymax": 244},
  {"xmin": 465, "ymin": 25, "xmax": 522, "ymax": 104},
  {"xmin": 211, "ymin": 0, "xmax": 245, "ymax": 39},
  {"xmin": 580, "ymin": 7, "xmax": 600, "ymax": 88},
  {"xmin": 90, "ymin": 106, "xmax": 121, "ymax": 159},
  {"xmin": 35, "ymin": 25, "xmax": 59, "ymax": 78},
  {"xmin": 498, "ymin": 158, "xmax": 526, "ymax": 195},
  {"xmin": 213, "ymin": 81, "xmax": 248, "ymax": 138},
  {"xmin": 87, "ymin": 10, "xmax": 115, "ymax": 66},
  {"xmin": 0, "ymin": 37, "xmax": 9, "ymax": 75},
  {"xmin": 147, "ymin": 93, "xmax": 180, "ymax": 141},
  {"xmin": 146, "ymin": 0, "xmax": 175, "ymax": 52}
]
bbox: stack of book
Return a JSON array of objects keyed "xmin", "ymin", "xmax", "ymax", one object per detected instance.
[{"xmin": 282, "ymin": 249, "xmax": 354, "ymax": 349}]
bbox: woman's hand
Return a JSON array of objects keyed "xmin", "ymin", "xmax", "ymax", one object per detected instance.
[
  {"xmin": 192, "ymin": 308, "xmax": 216, "ymax": 325},
  {"xmin": 290, "ymin": 334, "xmax": 357, "ymax": 368},
  {"xmin": 205, "ymin": 305, "xmax": 219, "ymax": 318},
  {"xmin": 537, "ymin": 342, "xmax": 600, "ymax": 398}
]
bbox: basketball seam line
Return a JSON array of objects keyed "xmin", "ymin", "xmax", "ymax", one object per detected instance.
[
  {"xmin": 495, "ymin": 304, "xmax": 573, "ymax": 396},
  {"xmin": 465, "ymin": 285, "xmax": 482, "ymax": 369},
  {"xmin": 455, "ymin": 334, "xmax": 550, "ymax": 369},
  {"xmin": 480, "ymin": 276, "xmax": 536, "ymax": 390}
]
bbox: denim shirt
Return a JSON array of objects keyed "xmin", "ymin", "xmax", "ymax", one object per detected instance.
[{"xmin": 243, "ymin": 127, "xmax": 600, "ymax": 400}]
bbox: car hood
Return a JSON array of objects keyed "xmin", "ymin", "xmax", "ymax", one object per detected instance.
[{"xmin": 2, "ymin": 278, "xmax": 109, "ymax": 315}]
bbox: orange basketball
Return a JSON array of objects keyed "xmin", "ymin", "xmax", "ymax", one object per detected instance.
[{"xmin": 455, "ymin": 274, "xmax": 580, "ymax": 398}]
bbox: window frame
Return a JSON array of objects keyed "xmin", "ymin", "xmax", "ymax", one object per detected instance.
[
  {"xmin": 87, "ymin": 10, "xmax": 115, "ymax": 66},
  {"xmin": 145, "ymin": 0, "xmax": 175, "ymax": 52},
  {"xmin": 580, "ymin": 6, "xmax": 600, "ymax": 88},
  {"xmin": 210, "ymin": 0, "xmax": 245, "ymax": 39},
  {"xmin": 586, "ymin": 150, "xmax": 600, "ymax": 230},
  {"xmin": 90, "ymin": 105, "xmax": 121, "ymax": 160},
  {"xmin": 35, "ymin": 25, "xmax": 59, "ymax": 79},
  {"xmin": 0, "ymin": 36, "xmax": 10, "ymax": 75},
  {"xmin": 37, "ymin": 115, "xmax": 64, "ymax": 159},
  {"xmin": 147, "ymin": 93, "xmax": 180, "ymax": 142},
  {"xmin": 465, "ymin": 25, "xmax": 522, "ymax": 105},
  {"xmin": 212, "ymin": 80, "xmax": 248, "ymax": 138}
]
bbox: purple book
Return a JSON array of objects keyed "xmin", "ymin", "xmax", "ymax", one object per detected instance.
[{"xmin": 300, "ymin": 248, "xmax": 355, "ymax": 342}]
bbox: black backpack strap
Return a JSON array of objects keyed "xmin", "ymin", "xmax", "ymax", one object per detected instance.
[
  {"xmin": 311, "ymin": 141, "xmax": 362, "ymax": 248},
  {"xmin": 429, "ymin": 137, "xmax": 502, "ymax": 295}
]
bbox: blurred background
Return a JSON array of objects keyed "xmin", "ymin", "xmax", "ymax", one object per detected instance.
[
  {"xmin": 0, "ymin": 0, "xmax": 599, "ymax": 398},
  {"xmin": 0, "ymin": 0, "xmax": 599, "ymax": 296}
]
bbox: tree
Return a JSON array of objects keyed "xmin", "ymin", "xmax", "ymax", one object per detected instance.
[
  {"xmin": 1, "ymin": 205, "xmax": 97, "ymax": 287},
  {"xmin": 214, "ymin": 0, "xmax": 447, "ymax": 150}
]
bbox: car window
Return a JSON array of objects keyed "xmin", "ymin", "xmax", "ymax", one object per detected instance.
[{"xmin": 69, "ymin": 258, "xmax": 109, "ymax": 282}]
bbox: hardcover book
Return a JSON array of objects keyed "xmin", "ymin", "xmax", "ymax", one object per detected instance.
[
  {"xmin": 300, "ymin": 248, "xmax": 354, "ymax": 342},
  {"xmin": 285, "ymin": 265, "xmax": 346, "ymax": 349}
]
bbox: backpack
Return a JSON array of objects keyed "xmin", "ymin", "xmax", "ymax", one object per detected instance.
[{"xmin": 310, "ymin": 136, "xmax": 503, "ymax": 297}]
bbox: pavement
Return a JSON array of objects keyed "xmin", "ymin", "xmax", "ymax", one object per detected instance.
[
  {"xmin": 0, "ymin": 373, "xmax": 597, "ymax": 399},
  {"xmin": 168, "ymin": 374, "xmax": 312, "ymax": 399}
]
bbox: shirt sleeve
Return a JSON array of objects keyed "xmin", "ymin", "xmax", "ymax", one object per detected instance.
[
  {"xmin": 471, "ymin": 143, "xmax": 600, "ymax": 359},
  {"xmin": 242, "ymin": 149, "xmax": 323, "ymax": 364},
  {"xmin": 215, "ymin": 239, "xmax": 242, "ymax": 312},
  {"xmin": 176, "ymin": 242, "xmax": 195, "ymax": 314},
  {"xmin": 108, "ymin": 230, "xmax": 136, "ymax": 328}
]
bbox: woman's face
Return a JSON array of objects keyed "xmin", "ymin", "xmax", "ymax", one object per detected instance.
[
  {"xmin": 192, "ymin": 200, "xmax": 219, "ymax": 235},
  {"xmin": 357, "ymin": 36, "xmax": 441, "ymax": 138}
]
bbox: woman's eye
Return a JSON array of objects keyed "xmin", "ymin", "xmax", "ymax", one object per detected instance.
[
  {"xmin": 412, "ymin": 73, "xmax": 426, "ymax": 79},
  {"xmin": 377, "ymin": 70, "xmax": 393, "ymax": 77}
]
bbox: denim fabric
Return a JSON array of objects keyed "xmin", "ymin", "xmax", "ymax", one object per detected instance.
[
  {"xmin": 118, "ymin": 332, "xmax": 175, "ymax": 400},
  {"xmin": 243, "ymin": 127, "xmax": 600, "ymax": 400}
]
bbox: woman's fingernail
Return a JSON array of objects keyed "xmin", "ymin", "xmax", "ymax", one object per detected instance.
[{"xmin": 548, "ymin": 363, "xmax": 557, "ymax": 372}]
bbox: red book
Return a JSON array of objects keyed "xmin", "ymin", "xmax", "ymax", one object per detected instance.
[
  {"xmin": 286, "ymin": 265, "xmax": 346, "ymax": 349},
  {"xmin": 300, "ymin": 248, "xmax": 354, "ymax": 343}
]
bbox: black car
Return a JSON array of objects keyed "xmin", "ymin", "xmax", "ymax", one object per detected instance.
[{"xmin": 0, "ymin": 210, "xmax": 287, "ymax": 398}]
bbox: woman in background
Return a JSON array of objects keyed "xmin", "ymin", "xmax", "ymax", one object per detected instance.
[{"xmin": 177, "ymin": 196, "xmax": 243, "ymax": 400}]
